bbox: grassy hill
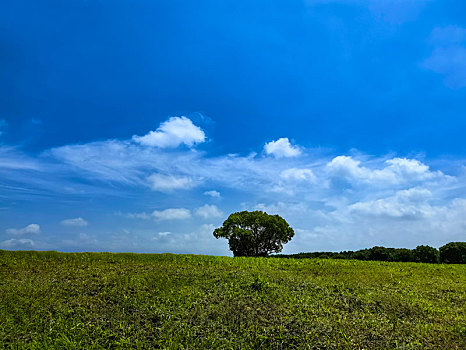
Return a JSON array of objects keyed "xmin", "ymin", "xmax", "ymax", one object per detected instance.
[{"xmin": 1, "ymin": 250, "xmax": 465, "ymax": 349}]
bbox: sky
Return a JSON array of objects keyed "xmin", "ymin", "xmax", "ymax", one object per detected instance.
[{"xmin": 1, "ymin": 0, "xmax": 466, "ymax": 255}]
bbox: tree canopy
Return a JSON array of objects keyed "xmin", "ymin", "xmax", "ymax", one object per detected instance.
[
  {"xmin": 213, "ymin": 210, "xmax": 294, "ymax": 257},
  {"xmin": 439, "ymin": 242, "xmax": 466, "ymax": 264}
]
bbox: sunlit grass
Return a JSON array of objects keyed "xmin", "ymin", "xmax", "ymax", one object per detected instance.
[{"xmin": 1, "ymin": 250, "xmax": 465, "ymax": 349}]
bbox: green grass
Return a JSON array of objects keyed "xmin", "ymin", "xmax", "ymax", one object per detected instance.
[{"xmin": 0, "ymin": 250, "xmax": 465, "ymax": 349}]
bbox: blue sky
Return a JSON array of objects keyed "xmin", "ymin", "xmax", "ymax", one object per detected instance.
[{"xmin": 1, "ymin": 0, "xmax": 466, "ymax": 254}]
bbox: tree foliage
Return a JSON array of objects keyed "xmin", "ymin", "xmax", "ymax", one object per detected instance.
[
  {"xmin": 277, "ymin": 243, "xmax": 466, "ymax": 264},
  {"xmin": 413, "ymin": 245, "xmax": 439, "ymax": 263},
  {"xmin": 439, "ymin": 242, "xmax": 466, "ymax": 264},
  {"xmin": 213, "ymin": 211, "xmax": 294, "ymax": 257}
]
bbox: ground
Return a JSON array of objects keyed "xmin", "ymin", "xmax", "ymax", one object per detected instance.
[{"xmin": 0, "ymin": 250, "xmax": 465, "ymax": 349}]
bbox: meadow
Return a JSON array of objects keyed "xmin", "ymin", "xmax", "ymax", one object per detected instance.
[{"xmin": 0, "ymin": 250, "xmax": 465, "ymax": 349}]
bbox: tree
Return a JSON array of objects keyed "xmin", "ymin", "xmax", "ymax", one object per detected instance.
[
  {"xmin": 413, "ymin": 245, "xmax": 439, "ymax": 263},
  {"xmin": 439, "ymin": 242, "xmax": 466, "ymax": 264},
  {"xmin": 367, "ymin": 246, "xmax": 393, "ymax": 261},
  {"xmin": 391, "ymin": 248, "xmax": 414, "ymax": 262},
  {"xmin": 213, "ymin": 211, "xmax": 294, "ymax": 257}
]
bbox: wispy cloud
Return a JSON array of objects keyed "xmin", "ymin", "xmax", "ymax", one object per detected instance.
[
  {"xmin": 0, "ymin": 119, "xmax": 6, "ymax": 136},
  {"xmin": 195, "ymin": 204, "xmax": 223, "ymax": 219},
  {"xmin": 157, "ymin": 231, "xmax": 172, "ymax": 237},
  {"xmin": 280, "ymin": 168, "xmax": 316, "ymax": 182},
  {"xmin": 151, "ymin": 208, "xmax": 191, "ymax": 221},
  {"xmin": 1, "ymin": 118, "xmax": 466, "ymax": 253},
  {"xmin": 147, "ymin": 173, "xmax": 196, "ymax": 192},
  {"xmin": 0, "ymin": 146, "xmax": 41, "ymax": 171},
  {"xmin": 423, "ymin": 25, "xmax": 466, "ymax": 89},
  {"xmin": 428, "ymin": 25, "xmax": 466, "ymax": 46},
  {"xmin": 0, "ymin": 238, "xmax": 35, "ymax": 249},
  {"xmin": 6, "ymin": 224, "xmax": 40, "ymax": 236},
  {"xmin": 61, "ymin": 217, "xmax": 88, "ymax": 227}
]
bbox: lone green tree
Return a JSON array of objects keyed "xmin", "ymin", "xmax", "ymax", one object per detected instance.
[{"xmin": 213, "ymin": 210, "xmax": 294, "ymax": 257}]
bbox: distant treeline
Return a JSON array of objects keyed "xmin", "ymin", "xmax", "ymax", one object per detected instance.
[{"xmin": 275, "ymin": 242, "xmax": 466, "ymax": 264}]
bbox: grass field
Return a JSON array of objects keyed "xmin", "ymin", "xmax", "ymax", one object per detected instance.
[{"xmin": 0, "ymin": 250, "xmax": 465, "ymax": 349}]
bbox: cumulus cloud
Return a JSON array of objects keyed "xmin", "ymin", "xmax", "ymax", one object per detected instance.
[
  {"xmin": 423, "ymin": 25, "xmax": 466, "ymax": 89},
  {"xmin": 152, "ymin": 208, "xmax": 191, "ymax": 221},
  {"xmin": 132, "ymin": 116, "xmax": 205, "ymax": 148},
  {"xmin": 326, "ymin": 156, "xmax": 445, "ymax": 185},
  {"xmin": 281, "ymin": 168, "xmax": 316, "ymax": 182},
  {"xmin": 264, "ymin": 138, "xmax": 301, "ymax": 158},
  {"xmin": 349, "ymin": 188, "xmax": 433, "ymax": 219},
  {"xmin": 263, "ymin": 192, "xmax": 466, "ymax": 254},
  {"xmin": 195, "ymin": 204, "xmax": 223, "ymax": 219},
  {"xmin": 61, "ymin": 217, "xmax": 88, "ymax": 227},
  {"xmin": 147, "ymin": 173, "xmax": 196, "ymax": 192},
  {"xmin": 3, "ymin": 122, "xmax": 466, "ymax": 253},
  {"xmin": 0, "ymin": 238, "xmax": 35, "ymax": 249},
  {"xmin": 204, "ymin": 190, "xmax": 221, "ymax": 198},
  {"xmin": 6, "ymin": 224, "xmax": 40, "ymax": 236}
]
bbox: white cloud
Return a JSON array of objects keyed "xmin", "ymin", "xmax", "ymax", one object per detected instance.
[
  {"xmin": 0, "ymin": 238, "xmax": 35, "ymax": 249},
  {"xmin": 4, "ymin": 123, "xmax": 466, "ymax": 254},
  {"xmin": 132, "ymin": 116, "xmax": 205, "ymax": 148},
  {"xmin": 152, "ymin": 208, "xmax": 191, "ymax": 221},
  {"xmin": 195, "ymin": 204, "xmax": 223, "ymax": 219},
  {"xmin": 349, "ymin": 188, "xmax": 432, "ymax": 219},
  {"xmin": 150, "ymin": 174, "xmax": 194, "ymax": 190},
  {"xmin": 384, "ymin": 158, "xmax": 442, "ymax": 181},
  {"xmin": 327, "ymin": 156, "xmax": 367, "ymax": 179},
  {"xmin": 61, "ymin": 217, "xmax": 88, "ymax": 227},
  {"xmin": 60, "ymin": 233, "xmax": 98, "ymax": 249},
  {"xmin": 47, "ymin": 141, "xmax": 148, "ymax": 185},
  {"xmin": 204, "ymin": 190, "xmax": 221, "ymax": 198},
  {"xmin": 121, "ymin": 212, "xmax": 151, "ymax": 220},
  {"xmin": 264, "ymin": 138, "xmax": 301, "ymax": 158},
  {"xmin": 281, "ymin": 168, "xmax": 316, "ymax": 182},
  {"xmin": 152, "ymin": 232, "xmax": 172, "ymax": 240},
  {"xmin": 157, "ymin": 231, "xmax": 172, "ymax": 237},
  {"xmin": 6, "ymin": 224, "xmax": 40, "ymax": 236},
  {"xmin": 0, "ymin": 146, "xmax": 41, "ymax": 171},
  {"xmin": 327, "ymin": 156, "xmax": 445, "ymax": 185},
  {"xmin": 159, "ymin": 224, "xmax": 229, "ymax": 255},
  {"xmin": 147, "ymin": 173, "xmax": 196, "ymax": 192}
]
